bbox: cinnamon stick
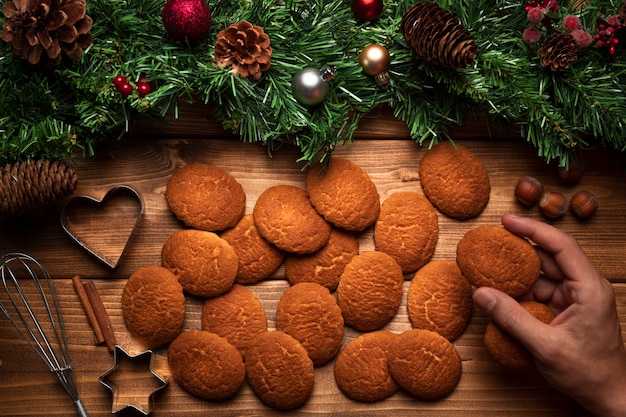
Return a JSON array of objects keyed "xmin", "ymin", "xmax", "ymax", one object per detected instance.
[
  {"xmin": 72, "ymin": 275, "xmax": 105, "ymax": 345},
  {"xmin": 83, "ymin": 280, "xmax": 117, "ymax": 353}
]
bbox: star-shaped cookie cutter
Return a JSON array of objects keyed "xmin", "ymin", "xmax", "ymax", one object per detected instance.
[{"xmin": 99, "ymin": 345, "xmax": 169, "ymax": 415}]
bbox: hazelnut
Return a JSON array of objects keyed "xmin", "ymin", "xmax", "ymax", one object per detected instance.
[
  {"xmin": 557, "ymin": 163, "xmax": 582, "ymax": 186},
  {"xmin": 539, "ymin": 191, "xmax": 568, "ymax": 219},
  {"xmin": 514, "ymin": 176, "xmax": 544, "ymax": 207},
  {"xmin": 570, "ymin": 190, "xmax": 598, "ymax": 220}
]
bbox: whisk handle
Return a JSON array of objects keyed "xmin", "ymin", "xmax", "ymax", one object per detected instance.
[{"xmin": 73, "ymin": 399, "xmax": 89, "ymax": 417}]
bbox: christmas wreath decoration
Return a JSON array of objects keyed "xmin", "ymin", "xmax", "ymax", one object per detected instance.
[{"xmin": 2, "ymin": 0, "xmax": 626, "ymax": 171}]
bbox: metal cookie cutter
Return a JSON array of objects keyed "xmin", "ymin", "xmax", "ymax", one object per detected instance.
[
  {"xmin": 61, "ymin": 185, "xmax": 143, "ymax": 269},
  {"xmin": 99, "ymin": 345, "xmax": 169, "ymax": 415}
]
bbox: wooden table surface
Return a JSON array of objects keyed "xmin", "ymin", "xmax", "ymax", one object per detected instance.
[{"xmin": 1, "ymin": 105, "xmax": 625, "ymax": 416}]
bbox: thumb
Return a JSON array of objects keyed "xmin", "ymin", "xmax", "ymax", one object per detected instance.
[{"xmin": 473, "ymin": 287, "xmax": 551, "ymax": 352}]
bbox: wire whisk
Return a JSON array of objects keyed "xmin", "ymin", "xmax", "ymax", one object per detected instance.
[{"xmin": 0, "ymin": 253, "xmax": 89, "ymax": 417}]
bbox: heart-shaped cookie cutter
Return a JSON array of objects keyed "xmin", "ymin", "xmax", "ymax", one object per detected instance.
[{"xmin": 61, "ymin": 185, "xmax": 143, "ymax": 269}]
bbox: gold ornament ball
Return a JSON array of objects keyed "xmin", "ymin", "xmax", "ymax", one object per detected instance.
[{"xmin": 359, "ymin": 44, "xmax": 390, "ymax": 76}]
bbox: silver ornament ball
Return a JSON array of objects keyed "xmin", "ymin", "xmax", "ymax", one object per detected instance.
[{"xmin": 291, "ymin": 67, "xmax": 329, "ymax": 106}]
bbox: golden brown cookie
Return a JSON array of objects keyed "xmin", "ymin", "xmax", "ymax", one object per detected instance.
[
  {"xmin": 253, "ymin": 184, "xmax": 331, "ymax": 254},
  {"xmin": 484, "ymin": 301, "xmax": 555, "ymax": 370},
  {"xmin": 388, "ymin": 329, "xmax": 462, "ymax": 400},
  {"xmin": 165, "ymin": 163, "xmax": 245, "ymax": 231},
  {"xmin": 407, "ymin": 260, "xmax": 473, "ymax": 341},
  {"xmin": 284, "ymin": 228, "xmax": 359, "ymax": 291},
  {"xmin": 306, "ymin": 157, "xmax": 380, "ymax": 231},
  {"xmin": 245, "ymin": 330, "xmax": 315, "ymax": 410},
  {"xmin": 220, "ymin": 214, "xmax": 285, "ymax": 284},
  {"xmin": 275, "ymin": 282, "xmax": 344, "ymax": 366},
  {"xmin": 168, "ymin": 330, "xmax": 245, "ymax": 400},
  {"xmin": 201, "ymin": 284, "xmax": 267, "ymax": 357},
  {"xmin": 334, "ymin": 331, "xmax": 400, "ymax": 402},
  {"xmin": 374, "ymin": 191, "xmax": 438, "ymax": 274},
  {"xmin": 337, "ymin": 251, "xmax": 404, "ymax": 332},
  {"xmin": 456, "ymin": 226, "xmax": 541, "ymax": 297},
  {"xmin": 161, "ymin": 229, "xmax": 238, "ymax": 298},
  {"xmin": 419, "ymin": 142, "xmax": 490, "ymax": 219},
  {"xmin": 122, "ymin": 266, "xmax": 185, "ymax": 348}
]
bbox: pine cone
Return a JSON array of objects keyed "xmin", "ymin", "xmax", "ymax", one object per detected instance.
[
  {"xmin": 401, "ymin": 2, "xmax": 477, "ymax": 70},
  {"xmin": 1, "ymin": 0, "xmax": 93, "ymax": 66},
  {"xmin": 539, "ymin": 33, "xmax": 578, "ymax": 71},
  {"xmin": 0, "ymin": 160, "xmax": 78, "ymax": 218},
  {"xmin": 214, "ymin": 20, "xmax": 272, "ymax": 80}
]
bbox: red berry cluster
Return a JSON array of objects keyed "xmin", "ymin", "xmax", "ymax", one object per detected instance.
[
  {"xmin": 112, "ymin": 75, "xmax": 153, "ymax": 97},
  {"xmin": 594, "ymin": 16, "xmax": 623, "ymax": 55},
  {"xmin": 524, "ymin": 0, "xmax": 560, "ymax": 18}
]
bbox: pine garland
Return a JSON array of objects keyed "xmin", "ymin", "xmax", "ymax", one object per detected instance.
[{"xmin": 1, "ymin": 0, "xmax": 626, "ymax": 168}]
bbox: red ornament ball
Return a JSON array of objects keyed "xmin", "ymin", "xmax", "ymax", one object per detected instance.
[
  {"xmin": 137, "ymin": 81, "xmax": 153, "ymax": 97},
  {"xmin": 162, "ymin": 0, "xmax": 212, "ymax": 43},
  {"xmin": 351, "ymin": 0, "xmax": 383, "ymax": 21},
  {"xmin": 118, "ymin": 82, "xmax": 134, "ymax": 97},
  {"xmin": 112, "ymin": 75, "xmax": 127, "ymax": 86}
]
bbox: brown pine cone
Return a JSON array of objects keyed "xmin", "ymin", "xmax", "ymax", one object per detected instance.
[
  {"xmin": 0, "ymin": 0, "xmax": 93, "ymax": 66},
  {"xmin": 540, "ymin": 33, "xmax": 578, "ymax": 72},
  {"xmin": 214, "ymin": 20, "xmax": 272, "ymax": 80},
  {"xmin": 401, "ymin": 2, "xmax": 477, "ymax": 70},
  {"xmin": 0, "ymin": 160, "xmax": 78, "ymax": 219}
]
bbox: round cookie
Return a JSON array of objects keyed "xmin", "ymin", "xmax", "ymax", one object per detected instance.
[
  {"xmin": 407, "ymin": 260, "xmax": 473, "ymax": 341},
  {"xmin": 275, "ymin": 282, "xmax": 344, "ymax": 366},
  {"xmin": 284, "ymin": 228, "xmax": 359, "ymax": 291},
  {"xmin": 374, "ymin": 191, "xmax": 438, "ymax": 274},
  {"xmin": 122, "ymin": 266, "xmax": 185, "ymax": 348},
  {"xmin": 161, "ymin": 229, "xmax": 238, "ymax": 298},
  {"xmin": 306, "ymin": 157, "xmax": 380, "ymax": 231},
  {"xmin": 337, "ymin": 251, "xmax": 404, "ymax": 332},
  {"xmin": 165, "ymin": 163, "xmax": 245, "ymax": 231},
  {"xmin": 388, "ymin": 328, "xmax": 462, "ymax": 400},
  {"xmin": 201, "ymin": 284, "xmax": 267, "ymax": 357},
  {"xmin": 253, "ymin": 184, "xmax": 331, "ymax": 254},
  {"xmin": 419, "ymin": 142, "xmax": 490, "ymax": 219},
  {"xmin": 334, "ymin": 331, "xmax": 400, "ymax": 402},
  {"xmin": 168, "ymin": 330, "xmax": 245, "ymax": 400},
  {"xmin": 456, "ymin": 226, "xmax": 541, "ymax": 297},
  {"xmin": 221, "ymin": 214, "xmax": 285, "ymax": 284},
  {"xmin": 484, "ymin": 301, "xmax": 555, "ymax": 370},
  {"xmin": 245, "ymin": 330, "xmax": 315, "ymax": 411}
]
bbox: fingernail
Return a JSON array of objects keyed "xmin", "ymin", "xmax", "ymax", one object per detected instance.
[{"xmin": 473, "ymin": 288, "xmax": 497, "ymax": 312}]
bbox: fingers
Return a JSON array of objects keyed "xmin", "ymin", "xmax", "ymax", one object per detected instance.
[{"xmin": 501, "ymin": 214, "xmax": 598, "ymax": 283}]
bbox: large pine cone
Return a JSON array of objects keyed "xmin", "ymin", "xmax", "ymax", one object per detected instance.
[
  {"xmin": 539, "ymin": 33, "xmax": 578, "ymax": 72},
  {"xmin": 401, "ymin": 2, "xmax": 477, "ymax": 70},
  {"xmin": 214, "ymin": 20, "xmax": 272, "ymax": 81},
  {"xmin": 0, "ymin": 0, "xmax": 93, "ymax": 66},
  {"xmin": 0, "ymin": 160, "xmax": 78, "ymax": 218}
]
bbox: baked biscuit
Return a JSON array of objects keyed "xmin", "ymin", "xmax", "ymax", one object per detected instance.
[
  {"xmin": 245, "ymin": 330, "xmax": 315, "ymax": 410},
  {"xmin": 168, "ymin": 330, "xmax": 245, "ymax": 400},
  {"xmin": 419, "ymin": 142, "xmax": 490, "ymax": 219},
  {"xmin": 275, "ymin": 282, "xmax": 344, "ymax": 366},
  {"xmin": 122, "ymin": 266, "xmax": 185, "ymax": 348},
  {"xmin": 456, "ymin": 226, "xmax": 540, "ymax": 297},
  {"xmin": 407, "ymin": 260, "xmax": 473, "ymax": 341},
  {"xmin": 306, "ymin": 157, "xmax": 380, "ymax": 231},
  {"xmin": 201, "ymin": 284, "xmax": 267, "ymax": 357},
  {"xmin": 334, "ymin": 331, "xmax": 399, "ymax": 402},
  {"xmin": 388, "ymin": 329, "xmax": 462, "ymax": 400},
  {"xmin": 221, "ymin": 214, "xmax": 285, "ymax": 284},
  {"xmin": 337, "ymin": 251, "xmax": 404, "ymax": 332},
  {"xmin": 484, "ymin": 301, "xmax": 555, "ymax": 370},
  {"xmin": 284, "ymin": 228, "xmax": 359, "ymax": 291},
  {"xmin": 374, "ymin": 191, "xmax": 438, "ymax": 274},
  {"xmin": 161, "ymin": 229, "xmax": 238, "ymax": 298},
  {"xmin": 253, "ymin": 184, "xmax": 331, "ymax": 254},
  {"xmin": 165, "ymin": 163, "xmax": 245, "ymax": 231}
]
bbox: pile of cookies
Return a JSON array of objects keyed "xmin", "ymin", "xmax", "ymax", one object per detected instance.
[{"xmin": 120, "ymin": 143, "xmax": 548, "ymax": 410}]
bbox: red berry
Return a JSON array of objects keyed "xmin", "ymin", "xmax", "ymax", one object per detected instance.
[
  {"xmin": 118, "ymin": 82, "xmax": 134, "ymax": 96},
  {"xmin": 137, "ymin": 82, "xmax": 152, "ymax": 97},
  {"xmin": 112, "ymin": 75, "xmax": 126, "ymax": 86}
]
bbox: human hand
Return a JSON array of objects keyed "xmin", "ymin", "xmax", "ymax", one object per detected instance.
[{"xmin": 472, "ymin": 214, "xmax": 626, "ymax": 417}]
